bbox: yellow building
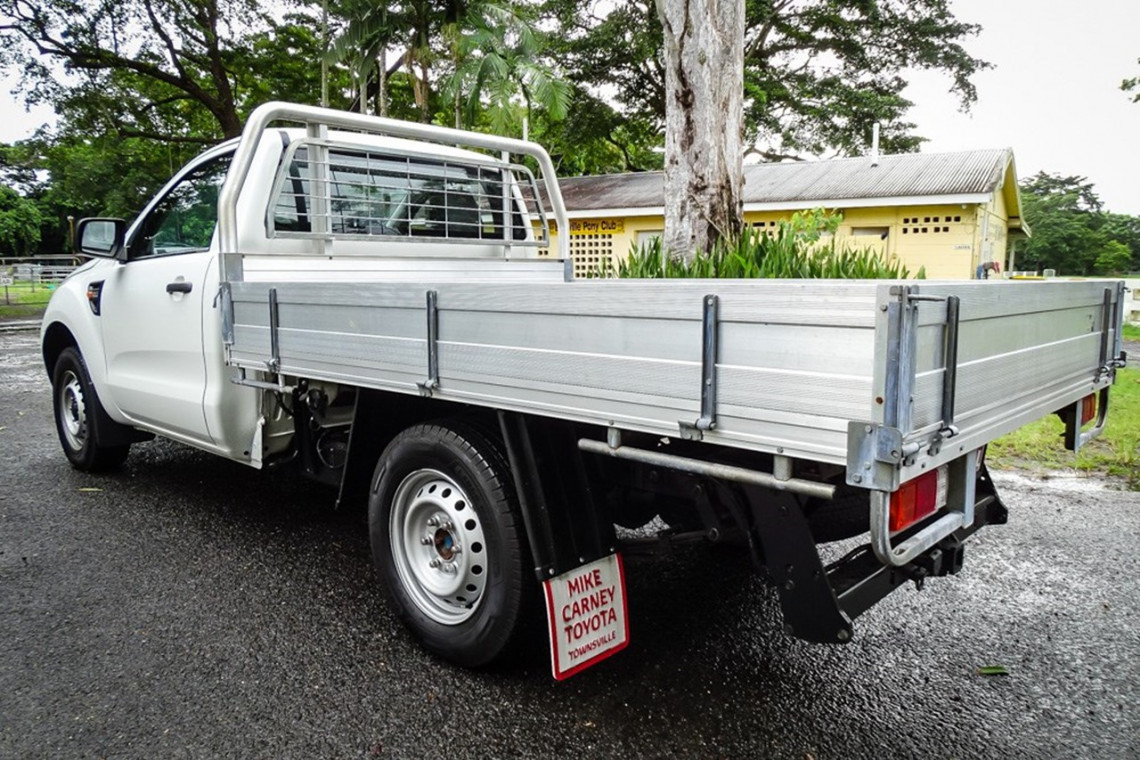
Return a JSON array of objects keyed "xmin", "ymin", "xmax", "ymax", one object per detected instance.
[{"xmin": 538, "ymin": 149, "xmax": 1027, "ymax": 279}]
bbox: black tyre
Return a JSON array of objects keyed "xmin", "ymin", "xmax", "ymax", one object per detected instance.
[
  {"xmin": 51, "ymin": 347, "xmax": 130, "ymax": 472},
  {"xmin": 369, "ymin": 422, "xmax": 533, "ymax": 667}
]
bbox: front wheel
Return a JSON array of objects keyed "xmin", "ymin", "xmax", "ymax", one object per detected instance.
[
  {"xmin": 52, "ymin": 347, "xmax": 130, "ymax": 472},
  {"xmin": 369, "ymin": 422, "xmax": 533, "ymax": 668}
]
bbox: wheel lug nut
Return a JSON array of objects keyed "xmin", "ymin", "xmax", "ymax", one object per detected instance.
[
  {"xmin": 442, "ymin": 521, "xmax": 454, "ymax": 531},
  {"xmin": 445, "ymin": 562, "xmax": 457, "ymax": 574},
  {"xmin": 420, "ymin": 537, "xmax": 432, "ymax": 545},
  {"xmin": 429, "ymin": 558, "xmax": 441, "ymax": 569},
  {"xmin": 427, "ymin": 517, "xmax": 440, "ymax": 527}
]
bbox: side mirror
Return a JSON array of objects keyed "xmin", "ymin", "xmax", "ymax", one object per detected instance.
[{"xmin": 76, "ymin": 218, "xmax": 127, "ymax": 259}]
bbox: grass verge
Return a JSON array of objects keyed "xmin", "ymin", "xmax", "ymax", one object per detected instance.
[
  {"xmin": 0, "ymin": 304, "xmax": 46, "ymax": 319},
  {"xmin": 1, "ymin": 281, "xmax": 53, "ymax": 319},
  {"xmin": 1124, "ymin": 323, "xmax": 1140, "ymax": 342},
  {"xmin": 987, "ymin": 367, "xmax": 1140, "ymax": 489}
]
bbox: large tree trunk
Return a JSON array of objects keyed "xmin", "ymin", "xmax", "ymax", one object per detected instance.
[{"xmin": 656, "ymin": 0, "xmax": 744, "ymax": 261}]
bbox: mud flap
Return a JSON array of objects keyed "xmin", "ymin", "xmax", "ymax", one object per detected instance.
[
  {"xmin": 498, "ymin": 412, "xmax": 617, "ymax": 581},
  {"xmin": 751, "ymin": 491, "xmax": 854, "ymax": 644}
]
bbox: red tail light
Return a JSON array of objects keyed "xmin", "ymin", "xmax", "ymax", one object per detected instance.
[
  {"xmin": 1080, "ymin": 394, "xmax": 1096, "ymax": 426},
  {"xmin": 889, "ymin": 465, "xmax": 948, "ymax": 533}
]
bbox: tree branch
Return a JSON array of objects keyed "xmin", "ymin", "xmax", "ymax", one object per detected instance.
[
  {"xmin": 141, "ymin": 0, "xmax": 192, "ymax": 83},
  {"xmin": 113, "ymin": 127, "xmax": 217, "ymax": 145}
]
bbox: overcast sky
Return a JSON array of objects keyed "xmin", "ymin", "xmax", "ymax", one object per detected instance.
[
  {"xmin": 3, "ymin": 0, "xmax": 1139, "ymax": 214},
  {"xmin": 904, "ymin": 0, "xmax": 1140, "ymax": 215}
]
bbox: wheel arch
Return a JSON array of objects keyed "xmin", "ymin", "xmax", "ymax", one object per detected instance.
[
  {"xmin": 45, "ymin": 329, "xmax": 151, "ymax": 448},
  {"xmin": 335, "ymin": 387, "xmax": 498, "ymax": 509},
  {"xmin": 41, "ymin": 321, "xmax": 79, "ymax": 381}
]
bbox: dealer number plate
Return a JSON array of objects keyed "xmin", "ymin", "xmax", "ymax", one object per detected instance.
[{"xmin": 543, "ymin": 553, "xmax": 629, "ymax": 680}]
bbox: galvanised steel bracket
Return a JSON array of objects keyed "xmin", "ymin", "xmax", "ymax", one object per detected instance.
[
  {"xmin": 416, "ymin": 289, "xmax": 440, "ymax": 397},
  {"xmin": 846, "ymin": 422, "xmax": 907, "ymax": 492},
  {"xmin": 267, "ymin": 287, "xmax": 281, "ymax": 373},
  {"xmin": 927, "ymin": 293, "xmax": 961, "ymax": 456},
  {"xmin": 679, "ymin": 294, "xmax": 719, "ymax": 441}
]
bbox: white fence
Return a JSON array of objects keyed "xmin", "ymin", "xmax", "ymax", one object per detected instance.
[
  {"xmin": 8, "ymin": 262, "xmax": 79, "ymax": 285},
  {"xmin": 1, "ymin": 257, "xmax": 82, "ymax": 307}
]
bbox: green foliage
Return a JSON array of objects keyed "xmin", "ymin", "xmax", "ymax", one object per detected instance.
[
  {"xmin": 988, "ymin": 368, "xmax": 1140, "ymax": 490},
  {"xmin": 3, "ymin": 132, "xmax": 186, "ymax": 254},
  {"xmin": 232, "ymin": 13, "xmax": 346, "ymax": 113},
  {"xmin": 1102, "ymin": 214, "xmax": 1140, "ymax": 268},
  {"xmin": 1124, "ymin": 57, "xmax": 1140, "ymax": 103},
  {"xmin": 443, "ymin": 1, "xmax": 571, "ymax": 134},
  {"xmin": 545, "ymin": 0, "xmax": 990, "ymax": 160},
  {"xmin": 0, "ymin": 144, "xmax": 40, "ymax": 194},
  {"xmin": 1019, "ymin": 172, "xmax": 1139, "ymax": 275},
  {"xmin": 36, "ymin": 135, "xmax": 181, "ymax": 220},
  {"xmin": 325, "ymin": 0, "xmax": 570, "ymax": 134},
  {"xmin": 531, "ymin": 91, "xmax": 663, "ymax": 175},
  {"xmin": 326, "ymin": 0, "xmax": 409, "ymax": 115},
  {"xmin": 615, "ymin": 210, "xmax": 922, "ymax": 280},
  {"xmin": 0, "ymin": 0, "xmax": 347, "ymax": 254},
  {"xmin": 0, "ymin": 0, "xmax": 303, "ymax": 141},
  {"xmin": 1095, "ymin": 241, "xmax": 1133, "ymax": 276},
  {"xmin": 0, "ymin": 186, "xmax": 43, "ymax": 256}
]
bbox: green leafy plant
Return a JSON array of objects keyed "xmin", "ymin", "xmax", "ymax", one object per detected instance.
[{"xmin": 616, "ymin": 210, "xmax": 924, "ymax": 280}]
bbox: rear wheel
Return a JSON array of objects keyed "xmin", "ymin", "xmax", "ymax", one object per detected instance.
[
  {"xmin": 52, "ymin": 347, "xmax": 130, "ymax": 472},
  {"xmin": 369, "ymin": 422, "xmax": 532, "ymax": 667}
]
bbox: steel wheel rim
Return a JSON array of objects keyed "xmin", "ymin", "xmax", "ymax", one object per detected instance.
[
  {"xmin": 389, "ymin": 469, "xmax": 489, "ymax": 625},
  {"xmin": 58, "ymin": 369, "xmax": 87, "ymax": 452}
]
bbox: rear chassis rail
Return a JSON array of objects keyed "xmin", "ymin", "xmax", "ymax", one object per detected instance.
[
  {"xmin": 574, "ymin": 424, "xmax": 1008, "ymax": 644},
  {"xmin": 823, "ymin": 464, "xmax": 1007, "ymax": 640}
]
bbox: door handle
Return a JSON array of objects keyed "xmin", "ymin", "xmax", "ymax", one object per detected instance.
[{"xmin": 166, "ymin": 281, "xmax": 193, "ymax": 294}]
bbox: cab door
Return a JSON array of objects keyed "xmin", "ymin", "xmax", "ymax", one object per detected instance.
[{"xmin": 98, "ymin": 150, "xmax": 233, "ymax": 445}]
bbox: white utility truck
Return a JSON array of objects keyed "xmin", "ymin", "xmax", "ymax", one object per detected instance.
[{"xmin": 42, "ymin": 103, "xmax": 1127, "ymax": 679}]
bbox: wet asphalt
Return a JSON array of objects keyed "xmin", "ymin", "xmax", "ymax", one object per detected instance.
[{"xmin": 1, "ymin": 329, "xmax": 1138, "ymax": 759}]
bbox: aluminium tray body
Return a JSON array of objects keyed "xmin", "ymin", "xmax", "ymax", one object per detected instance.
[{"xmin": 225, "ymin": 274, "xmax": 1123, "ymax": 471}]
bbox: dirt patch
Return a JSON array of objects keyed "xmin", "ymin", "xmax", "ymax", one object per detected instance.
[{"xmin": 990, "ymin": 467, "xmax": 1129, "ymax": 494}]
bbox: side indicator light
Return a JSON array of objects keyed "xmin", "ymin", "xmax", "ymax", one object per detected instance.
[{"xmin": 86, "ymin": 281, "xmax": 104, "ymax": 316}]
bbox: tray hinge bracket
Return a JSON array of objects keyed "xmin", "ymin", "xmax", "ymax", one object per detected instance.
[
  {"xmin": 679, "ymin": 294, "xmax": 719, "ymax": 441},
  {"xmin": 889, "ymin": 289, "xmax": 961, "ymax": 457},
  {"xmin": 416, "ymin": 289, "xmax": 440, "ymax": 397},
  {"xmin": 267, "ymin": 286, "xmax": 281, "ymax": 373},
  {"xmin": 929, "ymin": 294, "xmax": 961, "ymax": 455}
]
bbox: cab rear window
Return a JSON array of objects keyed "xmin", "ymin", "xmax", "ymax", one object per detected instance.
[{"xmin": 271, "ymin": 146, "xmax": 528, "ymax": 242}]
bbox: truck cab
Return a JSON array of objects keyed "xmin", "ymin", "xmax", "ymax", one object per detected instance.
[{"xmin": 43, "ymin": 124, "xmax": 556, "ymax": 469}]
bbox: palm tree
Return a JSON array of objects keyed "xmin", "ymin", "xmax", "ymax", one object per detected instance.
[
  {"xmin": 443, "ymin": 1, "xmax": 570, "ymax": 135},
  {"xmin": 326, "ymin": 0, "xmax": 569, "ymax": 132},
  {"xmin": 326, "ymin": 0, "xmax": 402, "ymax": 115}
]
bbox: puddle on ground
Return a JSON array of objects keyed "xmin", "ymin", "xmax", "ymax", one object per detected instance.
[{"xmin": 990, "ymin": 469, "xmax": 1125, "ymax": 494}]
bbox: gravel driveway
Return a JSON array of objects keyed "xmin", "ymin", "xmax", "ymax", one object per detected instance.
[{"xmin": 2, "ymin": 329, "xmax": 1138, "ymax": 759}]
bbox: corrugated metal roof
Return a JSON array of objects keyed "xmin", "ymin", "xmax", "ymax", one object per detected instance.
[{"xmin": 552, "ymin": 149, "xmax": 1015, "ymax": 211}]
